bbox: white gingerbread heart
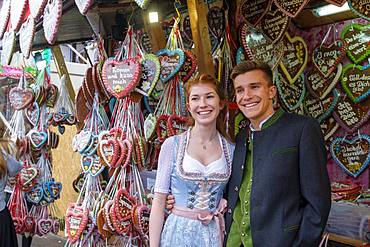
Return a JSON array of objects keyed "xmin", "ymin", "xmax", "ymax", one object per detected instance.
[
  {"xmin": 10, "ymin": 0, "xmax": 27, "ymax": 31},
  {"xmin": 29, "ymin": 0, "xmax": 48, "ymax": 19},
  {"xmin": 1, "ymin": 31, "xmax": 15, "ymax": 65},
  {"xmin": 0, "ymin": 0, "xmax": 10, "ymax": 39},
  {"xmin": 20, "ymin": 17, "xmax": 36, "ymax": 59},
  {"xmin": 43, "ymin": 0, "xmax": 62, "ymax": 45},
  {"xmin": 75, "ymin": 0, "xmax": 93, "ymax": 15}
]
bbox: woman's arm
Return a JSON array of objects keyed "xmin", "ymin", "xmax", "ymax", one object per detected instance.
[{"xmin": 149, "ymin": 192, "xmax": 167, "ymax": 247}]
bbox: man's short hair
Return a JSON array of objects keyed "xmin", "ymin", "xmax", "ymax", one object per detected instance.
[{"xmin": 231, "ymin": 61, "xmax": 273, "ymax": 86}]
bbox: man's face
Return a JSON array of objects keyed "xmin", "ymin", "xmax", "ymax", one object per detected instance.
[{"xmin": 234, "ymin": 70, "xmax": 277, "ymax": 127}]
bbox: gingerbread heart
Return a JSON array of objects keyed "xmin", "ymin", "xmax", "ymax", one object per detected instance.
[
  {"xmin": 348, "ymin": 0, "xmax": 370, "ymax": 21},
  {"xmin": 320, "ymin": 116, "xmax": 339, "ymax": 141},
  {"xmin": 279, "ymin": 32, "xmax": 308, "ymax": 84},
  {"xmin": 181, "ymin": 14, "xmax": 193, "ymax": 49},
  {"xmin": 341, "ymin": 64, "xmax": 370, "ymax": 103},
  {"xmin": 306, "ymin": 64, "xmax": 342, "ymax": 100},
  {"xmin": 99, "ymin": 139, "xmax": 119, "ymax": 167},
  {"xmin": 144, "ymin": 113, "xmax": 157, "ymax": 141},
  {"xmin": 273, "ymin": 0, "xmax": 308, "ymax": 17},
  {"xmin": 28, "ymin": 130, "xmax": 47, "ymax": 149},
  {"xmin": 134, "ymin": 0, "xmax": 150, "ymax": 9},
  {"xmin": 167, "ymin": 114, "xmax": 188, "ymax": 136},
  {"xmin": 37, "ymin": 218, "xmax": 53, "ymax": 235},
  {"xmin": 341, "ymin": 24, "xmax": 370, "ymax": 64},
  {"xmin": 139, "ymin": 32, "xmax": 152, "ymax": 54},
  {"xmin": 75, "ymin": 0, "xmax": 93, "ymax": 15},
  {"xmin": 89, "ymin": 155, "xmax": 105, "ymax": 177},
  {"xmin": 45, "ymin": 84, "xmax": 58, "ymax": 107},
  {"xmin": 10, "ymin": 0, "xmax": 27, "ymax": 31},
  {"xmin": 333, "ymin": 91, "xmax": 370, "ymax": 133},
  {"xmin": 133, "ymin": 204, "xmax": 150, "ymax": 236},
  {"xmin": 135, "ymin": 54, "xmax": 160, "ymax": 97},
  {"xmin": 23, "ymin": 215, "xmax": 35, "ymax": 233},
  {"xmin": 43, "ymin": 0, "xmax": 62, "ymax": 44},
  {"xmin": 9, "ymin": 87, "xmax": 34, "ymax": 110},
  {"xmin": 275, "ymin": 69, "xmax": 306, "ymax": 111},
  {"xmin": 304, "ymin": 89, "xmax": 339, "ymax": 123},
  {"xmin": 260, "ymin": 3, "xmax": 290, "ymax": 44},
  {"xmin": 156, "ymin": 114, "xmax": 170, "ymax": 143},
  {"xmin": 239, "ymin": 0, "xmax": 271, "ymax": 26},
  {"xmin": 240, "ymin": 24, "xmax": 284, "ymax": 70},
  {"xmin": 112, "ymin": 188, "xmax": 136, "ymax": 234},
  {"xmin": 312, "ymin": 40, "xmax": 346, "ymax": 78},
  {"xmin": 75, "ymin": 130, "xmax": 92, "ymax": 153},
  {"xmin": 19, "ymin": 167, "xmax": 38, "ymax": 191},
  {"xmin": 207, "ymin": 6, "xmax": 225, "ymax": 40},
  {"xmin": 81, "ymin": 154, "xmax": 93, "ymax": 173},
  {"xmin": 0, "ymin": 0, "xmax": 10, "ymax": 39},
  {"xmin": 65, "ymin": 203, "xmax": 89, "ymax": 244},
  {"xmin": 29, "ymin": 0, "xmax": 48, "ymax": 19},
  {"xmin": 1, "ymin": 31, "xmax": 15, "ymax": 65},
  {"xmin": 102, "ymin": 58, "xmax": 141, "ymax": 99},
  {"xmin": 13, "ymin": 217, "xmax": 25, "ymax": 234},
  {"xmin": 26, "ymin": 183, "xmax": 43, "ymax": 204},
  {"xmin": 116, "ymin": 139, "xmax": 132, "ymax": 168},
  {"xmin": 20, "ymin": 17, "xmax": 36, "ymax": 59},
  {"xmin": 180, "ymin": 50, "xmax": 197, "ymax": 83},
  {"xmin": 330, "ymin": 134, "xmax": 370, "ymax": 177},
  {"xmin": 156, "ymin": 49, "xmax": 185, "ymax": 83},
  {"xmin": 48, "ymin": 180, "xmax": 62, "ymax": 200},
  {"xmin": 324, "ymin": 0, "xmax": 346, "ymax": 6}
]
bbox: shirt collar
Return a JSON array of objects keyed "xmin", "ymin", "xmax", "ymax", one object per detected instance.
[{"xmin": 249, "ymin": 112, "xmax": 275, "ymax": 132}]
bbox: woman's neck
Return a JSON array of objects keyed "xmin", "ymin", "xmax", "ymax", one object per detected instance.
[{"xmin": 191, "ymin": 124, "xmax": 218, "ymax": 141}]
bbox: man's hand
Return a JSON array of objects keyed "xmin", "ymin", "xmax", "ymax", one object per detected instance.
[{"xmin": 166, "ymin": 194, "xmax": 175, "ymax": 211}]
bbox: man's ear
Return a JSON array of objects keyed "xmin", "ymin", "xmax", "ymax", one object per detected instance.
[{"xmin": 269, "ymin": 85, "xmax": 277, "ymax": 100}]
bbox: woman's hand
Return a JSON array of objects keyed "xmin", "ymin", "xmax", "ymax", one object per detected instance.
[{"xmin": 166, "ymin": 194, "xmax": 175, "ymax": 212}]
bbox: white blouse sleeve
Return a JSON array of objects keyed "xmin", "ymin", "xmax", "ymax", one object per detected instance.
[{"xmin": 154, "ymin": 136, "xmax": 176, "ymax": 194}]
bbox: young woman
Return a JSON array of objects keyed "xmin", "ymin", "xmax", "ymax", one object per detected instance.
[
  {"xmin": 0, "ymin": 139, "xmax": 22, "ymax": 247},
  {"xmin": 149, "ymin": 74, "xmax": 234, "ymax": 247}
]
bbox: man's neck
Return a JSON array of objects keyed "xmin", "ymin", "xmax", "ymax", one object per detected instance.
[{"xmin": 250, "ymin": 111, "xmax": 275, "ymax": 131}]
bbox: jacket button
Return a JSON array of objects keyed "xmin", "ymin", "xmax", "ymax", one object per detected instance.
[
  {"xmin": 227, "ymin": 208, "xmax": 232, "ymax": 214},
  {"xmin": 234, "ymin": 186, "xmax": 239, "ymax": 192}
]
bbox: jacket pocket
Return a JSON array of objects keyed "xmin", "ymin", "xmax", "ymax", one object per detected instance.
[{"xmin": 272, "ymin": 146, "xmax": 298, "ymax": 156}]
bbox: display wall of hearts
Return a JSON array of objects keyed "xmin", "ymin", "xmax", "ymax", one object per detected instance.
[{"xmin": 276, "ymin": 18, "xmax": 370, "ymax": 188}]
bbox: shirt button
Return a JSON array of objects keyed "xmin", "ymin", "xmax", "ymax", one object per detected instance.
[
  {"xmin": 247, "ymin": 189, "xmax": 250, "ymax": 193},
  {"xmin": 244, "ymin": 200, "xmax": 248, "ymax": 204},
  {"xmin": 241, "ymin": 233, "xmax": 245, "ymax": 237},
  {"xmin": 234, "ymin": 186, "xmax": 239, "ymax": 192},
  {"xmin": 242, "ymin": 221, "xmax": 246, "ymax": 225},
  {"xmin": 245, "ymin": 211, "xmax": 249, "ymax": 215},
  {"xmin": 250, "ymin": 179, "xmax": 253, "ymax": 182}
]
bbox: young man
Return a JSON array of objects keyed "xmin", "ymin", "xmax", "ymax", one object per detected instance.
[{"xmin": 225, "ymin": 61, "xmax": 331, "ymax": 246}]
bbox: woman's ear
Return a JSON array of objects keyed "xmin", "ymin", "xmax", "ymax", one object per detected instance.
[{"xmin": 219, "ymin": 100, "xmax": 225, "ymax": 110}]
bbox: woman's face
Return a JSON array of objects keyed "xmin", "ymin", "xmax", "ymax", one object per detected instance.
[{"xmin": 187, "ymin": 83, "xmax": 222, "ymax": 127}]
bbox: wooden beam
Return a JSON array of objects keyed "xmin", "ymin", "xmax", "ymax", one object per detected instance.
[
  {"xmin": 51, "ymin": 45, "xmax": 76, "ymax": 100},
  {"xmin": 187, "ymin": 0, "xmax": 214, "ymax": 76},
  {"xmin": 142, "ymin": 9, "xmax": 166, "ymax": 53}
]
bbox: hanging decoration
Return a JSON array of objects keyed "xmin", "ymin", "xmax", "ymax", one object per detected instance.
[
  {"xmin": 181, "ymin": 14, "xmax": 193, "ymax": 50},
  {"xmin": 134, "ymin": 0, "xmax": 150, "ymax": 10},
  {"xmin": 348, "ymin": 0, "xmax": 370, "ymax": 21},
  {"xmin": 0, "ymin": 0, "xmax": 10, "ymax": 39},
  {"xmin": 320, "ymin": 116, "xmax": 339, "ymax": 141},
  {"xmin": 260, "ymin": 2, "xmax": 290, "ymax": 44},
  {"xmin": 20, "ymin": 16, "xmax": 36, "ymax": 59},
  {"xmin": 330, "ymin": 134, "xmax": 370, "ymax": 177},
  {"xmin": 10, "ymin": 0, "xmax": 27, "ymax": 31},
  {"xmin": 273, "ymin": 0, "xmax": 309, "ymax": 18},
  {"xmin": 238, "ymin": 0, "xmax": 271, "ymax": 27},
  {"xmin": 236, "ymin": 47, "xmax": 246, "ymax": 64},
  {"xmin": 156, "ymin": 49, "xmax": 185, "ymax": 83},
  {"xmin": 43, "ymin": 0, "xmax": 62, "ymax": 45},
  {"xmin": 207, "ymin": 6, "xmax": 225, "ymax": 52},
  {"xmin": 306, "ymin": 64, "xmax": 341, "ymax": 100},
  {"xmin": 279, "ymin": 32, "xmax": 308, "ymax": 84},
  {"xmin": 75, "ymin": 0, "xmax": 94, "ymax": 15},
  {"xmin": 29, "ymin": 0, "xmax": 48, "ymax": 19},
  {"xmin": 135, "ymin": 54, "xmax": 161, "ymax": 97},
  {"xmin": 333, "ymin": 91, "xmax": 370, "ymax": 133},
  {"xmin": 304, "ymin": 89, "xmax": 339, "ymax": 123},
  {"xmin": 341, "ymin": 64, "xmax": 370, "ymax": 103},
  {"xmin": 1, "ymin": 31, "xmax": 16, "ymax": 65},
  {"xmin": 340, "ymin": 23, "xmax": 370, "ymax": 64}
]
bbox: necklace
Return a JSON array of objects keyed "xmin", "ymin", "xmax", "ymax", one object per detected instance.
[{"xmin": 201, "ymin": 133, "xmax": 218, "ymax": 150}]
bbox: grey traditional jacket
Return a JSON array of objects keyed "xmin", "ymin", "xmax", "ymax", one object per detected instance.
[{"xmin": 224, "ymin": 111, "xmax": 331, "ymax": 247}]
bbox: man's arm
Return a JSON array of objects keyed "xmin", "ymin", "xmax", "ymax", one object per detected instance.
[{"xmin": 294, "ymin": 118, "xmax": 331, "ymax": 247}]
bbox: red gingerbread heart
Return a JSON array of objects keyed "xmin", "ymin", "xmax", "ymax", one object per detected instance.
[
  {"xmin": 9, "ymin": 87, "xmax": 34, "ymax": 110},
  {"xmin": 65, "ymin": 203, "xmax": 89, "ymax": 243},
  {"xmin": 167, "ymin": 114, "xmax": 188, "ymax": 136},
  {"xmin": 112, "ymin": 188, "xmax": 136, "ymax": 234}
]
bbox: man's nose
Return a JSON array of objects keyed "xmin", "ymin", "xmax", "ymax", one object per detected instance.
[{"xmin": 243, "ymin": 89, "xmax": 252, "ymax": 100}]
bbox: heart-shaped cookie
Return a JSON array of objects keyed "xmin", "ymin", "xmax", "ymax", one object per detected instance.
[
  {"xmin": 306, "ymin": 64, "xmax": 342, "ymax": 100},
  {"xmin": 9, "ymin": 87, "xmax": 34, "ymax": 111},
  {"xmin": 333, "ymin": 91, "xmax": 370, "ymax": 133},
  {"xmin": 98, "ymin": 139, "xmax": 119, "ymax": 167},
  {"xmin": 116, "ymin": 139, "xmax": 132, "ymax": 168},
  {"xmin": 23, "ymin": 215, "xmax": 35, "ymax": 233},
  {"xmin": 0, "ymin": 0, "xmax": 10, "ymax": 39},
  {"xmin": 144, "ymin": 113, "xmax": 157, "ymax": 141},
  {"xmin": 330, "ymin": 134, "xmax": 370, "ymax": 177},
  {"xmin": 89, "ymin": 155, "xmax": 105, "ymax": 177},
  {"xmin": 112, "ymin": 188, "xmax": 136, "ymax": 234},
  {"xmin": 341, "ymin": 23, "xmax": 370, "ymax": 64},
  {"xmin": 320, "ymin": 116, "xmax": 339, "ymax": 141},
  {"xmin": 20, "ymin": 17, "xmax": 36, "ymax": 59},
  {"xmin": 28, "ymin": 130, "xmax": 48, "ymax": 149},
  {"xmin": 156, "ymin": 49, "xmax": 185, "ymax": 83},
  {"xmin": 156, "ymin": 114, "xmax": 170, "ymax": 143},
  {"xmin": 304, "ymin": 89, "xmax": 339, "ymax": 123},
  {"xmin": 75, "ymin": 0, "xmax": 93, "ymax": 15},
  {"xmin": 275, "ymin": 69, "xmax": 306, "ymax": 111},
  {"xmin": 48, "ymin": 180, "xmax": 62, "ymax": 200},
  {"xmin": 80, "ymin": 154, "xmax": 93, "ymax": 173},
  {"xmin": 273, "ymin": 0, "xmax": 308, "ymax": 17},
  {"xmin": 43, "ymin": 0, "xmax": 62, "ymax": 44},
  {"xmin": 25, "ymin": 102, "xmax": 40, "ymax": 127},
  {"xmin": 181, "ymin": 14, "xmax": 193, "ymax": 49},
  {"xmin": 324, "ymin": 0, "xmax": 346, "ymax": 6},
  {"xmin": 240, "ymin": 24, "xmax": 284, "ymax": 70},
  {"xmin": 19, "ymin": 167, "xmax": 39, "ymax": 191},
  {"xmin": 239, "ymin": 0, "xmax": 271, "ymax": 26},
  {"xmin": 260, "ymin": 3, "xmax": 290, "ymax": 43},
  {"xmin": 279, "ymin": 32, "xmax": 308, "ymax": 84},
  {"xmin": 26, "ymin": 183, "xmax": 43, "ymax": 204},
  {"xmin": 341, "ymin": 64, "xmax": 370, "ymax": 103},
  {"xmin": 10, "ymin": 0, "xmax": 27, "ymax": 31},
  {"xmin": 135, "ymin": 54, "xmax": 160, "ymax": 97},
  {"xmin": 348, "ymin": 0, "xmax": 370, "ymax": 21},
  {"xmin": 207, "ymin": 6, "xmax": 225, "ymax": 40},
  {"xmin": 167, "ymin": 114, "xmax": 188, "ymax": 136},
  {"xmin": 65, "ymin": 203, "xmax": 89, "ymax": 243},
  {"xmin": 1, "ymin": 31, "xmax": 15, "ymax": 65},
  {"xmin": 102, "ymin": 58, "xmax": 141, "ymax": 99},
  {"xmin": 132, "ymin": 204, "xmax": 150, "ymax": 236},
  {"xmin": 29, "ymin": 0, "xmax": 48, "ymax": 19},
  {"xmin": 180, "ymin": 50, "xmax": 197, "ymax": 83},
  {"xmin": 312, "ymin": 40, "xmax": 346, "ymax": 77},
  {"xmin": 37, "ymin": 218, "xmax": 54, "ymax": 235},
  {"xmin": 45, "ymin": 84, "xmax": 58, "ymax": 107}
]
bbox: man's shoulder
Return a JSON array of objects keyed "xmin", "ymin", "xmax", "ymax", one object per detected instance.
[{"xmin": 280, "ymin": 112, "xmax": 318, "ymax": 126}]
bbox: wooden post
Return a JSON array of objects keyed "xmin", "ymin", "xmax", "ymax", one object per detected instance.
[
  {"xmin": 187, "ymin": 0, "xmax": 214, "ymax": 76},
  {"xmin": 142, "ymin": 9, "xmax": 166, "ymax": 53},
  {"xmin": 51, "ymin": 45, "xmax": 76, "ymax": 100}
]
